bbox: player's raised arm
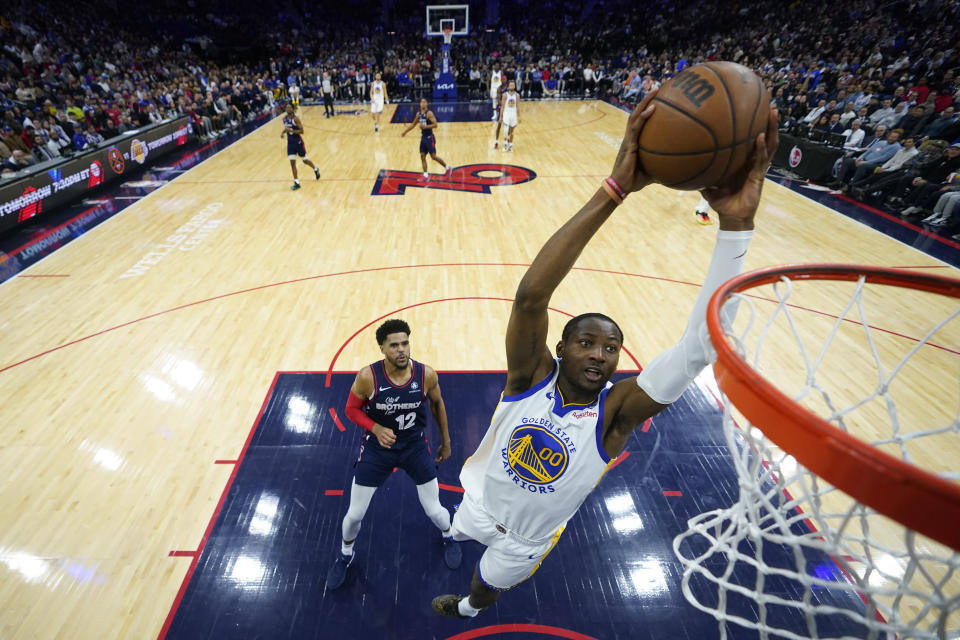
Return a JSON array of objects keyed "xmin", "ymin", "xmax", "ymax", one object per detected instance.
[
  {"xmin": 503, "ymin": 92, "xmax": 659, "ymax": 395},
  {"xmin": 600, "ymin": 108, "xmax": 780, "ymax": 458}
]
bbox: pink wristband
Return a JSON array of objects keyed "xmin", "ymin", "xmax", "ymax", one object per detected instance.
[{"xmin": 605, "ymin": 176, "xmax": 627, "ymax": 200}]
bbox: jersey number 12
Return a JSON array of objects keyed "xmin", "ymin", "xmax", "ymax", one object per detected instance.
[{"xmin": 395, "ymin": 413, "xmax": 416, "ymax": 430}]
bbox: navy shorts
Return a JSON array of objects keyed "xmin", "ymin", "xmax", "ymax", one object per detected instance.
[
  {"xmin": 355, "ymin": 432, "xmax": 436, "ymax": 487},
  {"xmin": 419, "ymin": 133, "xmax": 436, "ymax": 154},
  {"xmin": 287, "ymin": 134, "xmax": 306, "ymax": 157}
]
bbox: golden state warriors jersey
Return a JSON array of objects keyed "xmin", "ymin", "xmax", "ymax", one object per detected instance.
[
  {"xmin": 504, "ymin": 91, "xmax": 518, "ymax": 114},
  {"xmin": 372, "ymin": 81, "xmax": 384, "ymax": 99},
  {"xmin": 459, "ymin": 360, "xmax": 613, "ymax": 544}
]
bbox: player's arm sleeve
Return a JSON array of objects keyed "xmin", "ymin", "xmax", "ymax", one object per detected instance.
[
  {"xmin": 344, "ymin": 391, "xmax": 375, "ymax": 430},
  {"xmin": 635, "ymin": 229, "xmax": 753, "ymax": 404}
]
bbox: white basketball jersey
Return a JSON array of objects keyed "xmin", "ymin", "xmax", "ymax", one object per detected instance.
[
  {"xmin": 491, "ymin": 70, "xmax": 503, "ymax": 90},
  {"xmin": 459, "ymin": 360, "xmax": 613, "ymax": 544},
  {"xmin": 372, "ymin": 80, "xmax": 384, "ymax": 99},
  {"xmin": 503, "ymin": 90, "xmax": 518, "ymax": 114}
]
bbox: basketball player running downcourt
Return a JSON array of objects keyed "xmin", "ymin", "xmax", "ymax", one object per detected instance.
[
  {"xmin": 280, "ymin": 103, "xmax": 320, "ymax": 191},
  {"xmin": 401, "ymin": 98, "xmax": 451, "ymax": 179},
  {"xmin": 432, "ymin": 91, "xmax": 779, "ymax": 619},
  {"xmin": 326, "ymin": 319, "xmax": 462, "ymax": 590}
]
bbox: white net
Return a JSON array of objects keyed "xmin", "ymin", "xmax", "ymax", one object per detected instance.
[{"xmin": 673, "ymin": 269, "xmax": 960, "ymax": 640}]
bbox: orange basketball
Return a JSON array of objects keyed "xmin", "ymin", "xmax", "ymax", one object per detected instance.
[{"xmin": 638, "ymin": 61, "xmax": 771, "ymax": 190}]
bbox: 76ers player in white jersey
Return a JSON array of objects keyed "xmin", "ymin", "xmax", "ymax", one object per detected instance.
[
  {"xmin": 369, "ymin": 72, "xmax": 388, "ymax": 134},
  {"xmin": 432, "ymin": 92, "xmax": 780, "ymax": 618}
]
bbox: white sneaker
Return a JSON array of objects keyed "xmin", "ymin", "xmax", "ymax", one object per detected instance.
[{"xmin": 423, "ymin": 172, "xmax": 429, "ymax": 178}]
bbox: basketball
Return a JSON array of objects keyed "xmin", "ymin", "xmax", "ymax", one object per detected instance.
[{"xmin": 638, "ymin": 61, "xmax": 771, "ymax": 190}]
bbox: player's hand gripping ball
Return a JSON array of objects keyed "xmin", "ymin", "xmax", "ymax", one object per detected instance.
[{"xmin": 638, "ymin": 61, "xmax": 771, "ymax": 190}]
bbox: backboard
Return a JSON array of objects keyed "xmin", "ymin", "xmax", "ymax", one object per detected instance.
[{"xmin": 425, "ymin": 5, "xmax": 469, "ymax": 36}]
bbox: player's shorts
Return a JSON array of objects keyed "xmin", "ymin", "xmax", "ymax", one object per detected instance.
[
  {"xmin": 419, "ymin": 133, "xmax": 436, "ymax": 154},
  {"xmin": 371, "ymin": 99, "xmax": 384, "ymax": 114},
  {"xmin": 451, "ymin": 493, "xmax": 564, "ymax": 591},
  {"xmin": 502, "ymin": 112, "xmax": 518, "ymax": 128},
  {"xmin": 354, "ymin": 432, "xmax": 436, "ymax": 487},
  {"xmin": 490, "ymin": 87, "xmax": 500, "ymax": 100},
  {"xmin": 286, "ymin": 134, "xmax": 306, "ymax": 159}
]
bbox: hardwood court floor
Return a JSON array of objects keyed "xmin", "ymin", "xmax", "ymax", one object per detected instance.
[{"xmin": 0, "ymin": 101, "xmax": 956, "ymax": 639}]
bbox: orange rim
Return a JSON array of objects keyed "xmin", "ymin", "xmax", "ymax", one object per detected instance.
[{"xmin": 707, "ymin": 263, "xmax": 960, "ymax": 552}]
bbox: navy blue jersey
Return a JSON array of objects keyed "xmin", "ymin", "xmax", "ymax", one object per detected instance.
[
  {"xmin": 419, "ymin": 111, "xmax": 430, "ymax": 137},
  {"xmin": 284, "ymin": 114, "xmax": 306, "ymax": 156},
  {"xmin": 365, "ymin": 359, "xmax": 429, "ymax": 445}
]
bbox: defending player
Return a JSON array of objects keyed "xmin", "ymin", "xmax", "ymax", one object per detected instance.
[
  {"xmin": 492, "ymin": 80, "xmax": 506, "ymax": 150},
  {"xmin": 431, "ymin": 92, "xmax": 779, "ymax": 618},
  {"xmin": 370, "ymin": 72, "xmax": 388, "ymax": 133},
  {"xmin": 281, "ymin": 104, "xmax": 320, "ymax": 190},
  {"xmin": 498, "ymin": 81, "xmax": 519, "ymax": 152},
  {"xmin": 325, "ymin": 319, "xmax": 461, "ymax": 590},
  {"xmin": 401, "ymin": 98, "xmax": 451, "ymax": 179}
]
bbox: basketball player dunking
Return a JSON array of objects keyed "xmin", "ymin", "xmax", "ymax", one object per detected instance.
[
  {"xmin": 498, "ymin": 81, "xmax": 519, "ymax": 152},
  {"xmin": 281, "ymin": 104, "xmax": 320, "ymax": 191},
  {"xmin": 369, "ymin": 72, "xmax": 388, "ymax": 134},
  {"xmin": 401, "ymin": 98, "xmax": 451, "ymax": 179},
  {"xmin": 432, "ymin": 92, "xmax": 779, "ymax": 618},
  {"xmin": 325, "ymin": 319, "xmax": 461, "ymax": 590}
]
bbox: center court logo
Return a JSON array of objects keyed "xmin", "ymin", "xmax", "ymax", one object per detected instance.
[
  {"xmin": 371, "ymin": 163, "xmax": 536, "ymax": 195},
  {"xmin": 505, "ymin": 424, "xmax": 568, "ymax": 486}
]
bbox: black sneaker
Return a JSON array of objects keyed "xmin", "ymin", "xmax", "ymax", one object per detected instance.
[
  {"xmin": 314, "ymin": 168, "xmax": 321, "ymax": 180},
  {"xmin": 442, "ymin": 537, "xmax": 462, "ymax": 569},
  {"xmin": 290, "ymin": 182, "xmax": 301, "ymax": 191},
  {"xmin": 431, "ymin": 594, "xmax": 470, "ymax": 619},
  {"xmin": 325, "ymin": 552, "xmax": 354, "ymax": 590}
]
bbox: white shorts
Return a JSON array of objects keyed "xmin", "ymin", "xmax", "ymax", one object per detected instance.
[
  {"xmin": 502, "ymin": 112, "xmax": 518, "ymax": 128},
  {"xmin": 490, "ymin": 88, "xmax": 500, "ymax": 100},
  {"xmin": 451, "ymin": 493, "xmax": 563, "ymax": 590},
  {"xmin": 371, "ymin": 100, "xmax": 383, "ymax": 114}
]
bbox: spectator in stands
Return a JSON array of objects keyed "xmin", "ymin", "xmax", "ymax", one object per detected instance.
[
  {"xmin": 842, "ymin": 119, "xmax": 866, "ymax": 149},
  {"xmin": 71, "ymin": 125, "xmax": 89, "ymax": 151},
  {"xmin": 826, "ymin": 113, "xmax": 845, "ymax": 135},
  {"xmin": 31, "ymin": 133, "xmax": 59, "ymax": 162},
  {"xmin": 892, "ymin": 144, "xmax": 960, "ymax": 214},
  {"xmin": 848, "ymin": 136, "xmax": 918, "ymax": 200},
  {"xmin": 918, "ymin": 179, "xmax": 960, "ymax": 227},
  {"xmin": 803, "ymin": 99, "xmax": 829, "ymax": 125},
  {"xmin": 897, "ymin": 105, "xmax": 930, "ymax": 139},
  {"xmin": 47, "ymin": 129, "xmax": 71, "ymax": 154},
  {"xmin": 838, "ymin": 102, "xmax": 858, "ymax": 128},
  {"xmin": 869, "ymin": 98, "xmax": 896, "ymax": 127},
  {"xmin": 921, "ymin": 107, "xmax": 959, "ymax": 141},
  {"xmin": 1, "ymin": 149, "xmax": 33, "ymax": 173},
  {"xmin": 832, "ymin": 128, "xmax": 903, "ymax": 188}
]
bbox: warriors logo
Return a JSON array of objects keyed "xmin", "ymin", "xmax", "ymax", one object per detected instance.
[{"xmin": 506, "ymin": 424, "xmax": 568, "ymax": 485}]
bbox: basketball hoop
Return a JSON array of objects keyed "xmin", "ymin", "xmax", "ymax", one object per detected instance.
[
  {"xmin": 674, "ymin": 263, "xmax": 960, "ymax": 639},
  {"xmin": 442, "ymin": 27, "xmax": 453, "ymax": 45}
]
